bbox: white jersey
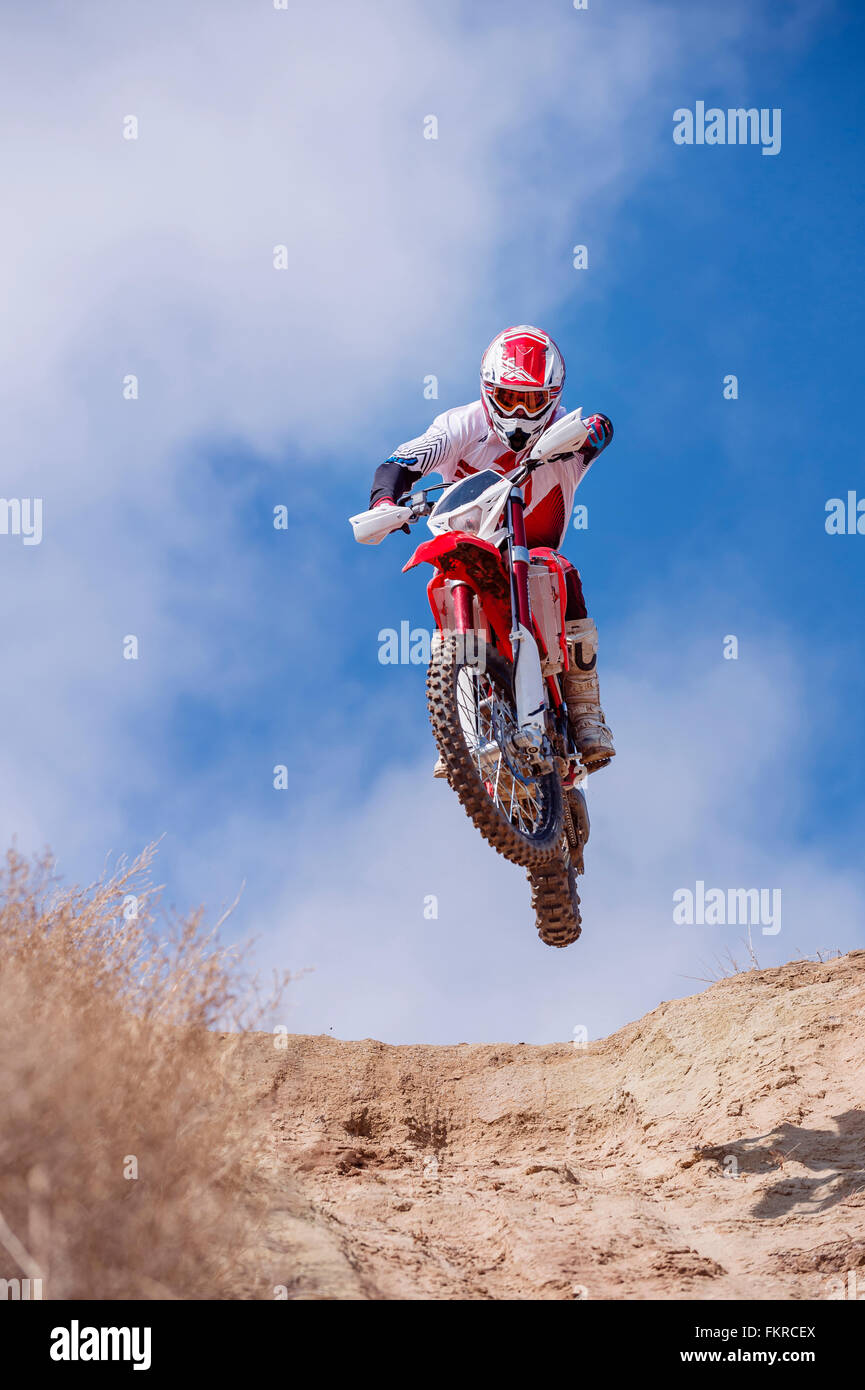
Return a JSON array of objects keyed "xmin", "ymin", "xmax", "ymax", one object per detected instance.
[{"xmin": 390, "ymin": 399, "xmax": 606, "ymax": 551}]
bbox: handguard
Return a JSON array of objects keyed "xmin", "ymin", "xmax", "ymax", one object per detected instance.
[
  {"xmin": 528, "ymin": 407, "xmax": 589, "ymax": 463},
  {"xmin": 349, "ymin": 503, "xmax": 414, "ymax": 545}
]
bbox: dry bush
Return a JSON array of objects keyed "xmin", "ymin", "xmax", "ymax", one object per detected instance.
[
  {"xmin": 686, "ymin": 938, "xmax": 846, "ymax": 984},
  {"xmin": 0, "ymin": 845, "xmax": 286, "ymax": 1300}
]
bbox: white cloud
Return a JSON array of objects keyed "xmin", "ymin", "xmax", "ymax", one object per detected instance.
[{"xmin": 0, "ymin": 0, "xmax": 801, "ymax": 475}]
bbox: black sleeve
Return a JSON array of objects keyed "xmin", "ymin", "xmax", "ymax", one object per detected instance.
[{"xmin": 369, "ymin": 458, "xmax": 424, "ymax": 508}]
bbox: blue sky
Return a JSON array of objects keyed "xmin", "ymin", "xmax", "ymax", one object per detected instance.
[{"xmin": 1, "ymin": 0, "xmax": 863, "ymax": 1043}]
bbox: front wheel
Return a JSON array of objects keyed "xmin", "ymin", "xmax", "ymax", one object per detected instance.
[{"xmin": 426, "ymin": 633, "xmax": 563, "ymax": 867}]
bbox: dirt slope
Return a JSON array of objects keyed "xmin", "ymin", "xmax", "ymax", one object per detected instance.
[{"xmin": 244, "ymin": 952, "xmax": 865, "ymax": 1300}]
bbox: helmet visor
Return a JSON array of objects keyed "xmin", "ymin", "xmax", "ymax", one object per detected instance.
[{"xmin": 487, "ymin": 384, "xmax": 555, "ymax": 419}]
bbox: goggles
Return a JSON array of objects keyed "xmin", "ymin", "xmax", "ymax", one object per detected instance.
[{"xmin": 485, "ymin": 383, "xmax": 556, "ymax": 418}]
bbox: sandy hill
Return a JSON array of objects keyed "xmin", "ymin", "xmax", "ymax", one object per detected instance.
[
  {"xmin": 2, "ymin": 851, "xmax": 861, "ymax": 1301},
  {"xmin": 246, "ymin": 952, "xmax": 865, "ymax": 1300}
]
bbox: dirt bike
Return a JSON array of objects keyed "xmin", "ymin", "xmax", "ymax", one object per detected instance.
[{"xmin": 350, "ymin": 408, "xmax": 595, "ymax": 948}]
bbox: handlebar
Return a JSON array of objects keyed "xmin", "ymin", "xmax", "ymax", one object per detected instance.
[
  {"xmin": 396, "ymin": 455, "xmax": 550, "ymax": 515},
  {"xmin": 396, "ymin": 482, "xmax": 448, "ymax": 518}
]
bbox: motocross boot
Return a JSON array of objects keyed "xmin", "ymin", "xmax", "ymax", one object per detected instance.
[{"xmin": 562, "ymin": 618, "xmax": 615, "ymax": 773}]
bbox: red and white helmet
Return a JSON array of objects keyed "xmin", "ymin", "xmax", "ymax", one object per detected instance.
[{"xmin": 480, "ymin": 325, "xmax": 565, "ymax": 454}]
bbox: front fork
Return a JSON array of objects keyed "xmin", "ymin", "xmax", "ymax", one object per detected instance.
[
  {"xmin": 452, "ymin": 581, "xmax": 473, "ymax": 634},
  {"xmin": 506, "ymin": 487, "xmax": 532, "ymax": 631},
  {"xmin": 504, "ymin": 486, "xmax": 550, "ymax": 760},
  {"xmin": 449, "ymin": 490, "xmax": 575, "ymax": 784}
]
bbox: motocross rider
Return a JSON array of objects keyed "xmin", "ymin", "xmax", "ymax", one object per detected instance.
[{"xmin": 368, "ymin": 325, "xmax": 615, "ymax": 773}]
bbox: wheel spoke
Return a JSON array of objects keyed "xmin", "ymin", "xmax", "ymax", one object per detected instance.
[{"xmin": 451, "ymin": 658, "xmax": 550, "ymax": 840}]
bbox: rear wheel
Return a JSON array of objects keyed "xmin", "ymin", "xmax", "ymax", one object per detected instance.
[
  {"xmin": 427, "ymin": 634, "xmax": 563, "ymax": 867},
  {"xmin": 527, "ymin": 850, "xmax": 582, "ymax": 948},
  {"xmin": 527, "ymin": 787, "xmax": 589, "ymax": 948}
]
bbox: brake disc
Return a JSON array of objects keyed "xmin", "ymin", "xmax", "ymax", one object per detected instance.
[{"xmin": 490, "ymin": 701, "xmax": 538, "ymax": 787}]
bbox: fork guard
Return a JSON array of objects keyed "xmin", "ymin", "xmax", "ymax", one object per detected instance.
[{"xmin": 510, "ymin": 621, "xmax": 549, "ymax": 745}]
